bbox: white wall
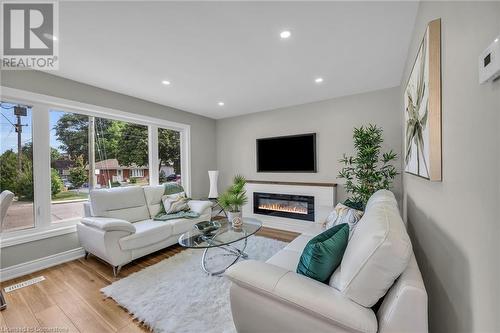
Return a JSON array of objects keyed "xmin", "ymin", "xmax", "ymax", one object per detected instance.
[
  {"xmin": 1, "ymin": 70, "xmax": 217, "ymax": 268},
  {"xmin": 216, "ymin": 87, "xmax": 403, "ymax": 204},
  {"xmin": 401, "ymin": 2, "xmax": 500, "ymax": 332}
]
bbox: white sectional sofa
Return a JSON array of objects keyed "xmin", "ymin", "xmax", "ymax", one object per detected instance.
[
  {"xmin": 77, "ymin": 185, "xmax": 212, "ymax": 276},
  {"xmin": 226, "ymin": 190, "xmax": 428, "ymax": 333}
]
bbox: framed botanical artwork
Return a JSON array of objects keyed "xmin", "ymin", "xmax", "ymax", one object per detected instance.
[{"xmin": 404, "ymin": 18, "xmax": 442, "ymax": 181}]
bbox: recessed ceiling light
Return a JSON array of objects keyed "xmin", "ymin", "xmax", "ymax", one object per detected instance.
[
  {"xmin": 218, "ymin": 101, "xmax": 225, "ymax": 106},
  {"xmin": 280, "ymin": 30, "xmax": 291, "ymax": 39},
  {"xmin": 495, "ymin": 38, "xmax": 499, "ymax": 43},
  {"xmin": 315, "ymin": 77, "xmax": 324, "ymax": 84},
  {"xmin": 161, "ymin": 80, "xmax": 171, "ymax": 85}
]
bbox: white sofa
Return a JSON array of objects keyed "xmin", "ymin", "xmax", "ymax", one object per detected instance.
[
  {"xmin": 226, "ymin": 190, "xmax": 428, "ymax": 333},
  {"xmin": 77, "ymin": 185, "xmax": 212, "ymax": 276}
]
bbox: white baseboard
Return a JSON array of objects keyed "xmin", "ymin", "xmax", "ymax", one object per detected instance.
[{"xmin": 0, "ymin": 247, "xmax": 85, "ymax": 282}]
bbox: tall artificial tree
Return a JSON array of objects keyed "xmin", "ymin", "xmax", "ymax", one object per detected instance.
[{"xmin": 338, "ymin": 124, "xmax": 398, "ymax": 210}]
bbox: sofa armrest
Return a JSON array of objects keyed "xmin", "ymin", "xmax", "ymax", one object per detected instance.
[
  {"xmin": 81, "ymin": 217, "xmax": 136, "ymax": 233},
  {"xmin": 188, "ymin": 200, "xmax": 213, "ymax": 215},
  {"xmin": 226, "ymin": 260, "xmax": 377, "ymax": 333}
]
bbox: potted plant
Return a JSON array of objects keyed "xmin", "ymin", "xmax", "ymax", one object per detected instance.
[
  {"xmin": 337, "ymin": 124, "xmax": 398, "ymax": 211},
  {"xmin": 218, "ymin": 175, "xmax": 248, "ymax": 226}
]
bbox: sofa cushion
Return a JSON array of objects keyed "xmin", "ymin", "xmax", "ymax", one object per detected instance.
[
  {"xmin": 143, "ymin": 183, "xmax": 186, "ymax": 218},
  {"xmin": 119, "ymin": 219, "xmax": 173, "ymax": 250},
  {"xmin": 81, "ymin": 217, "xmax": 136, "ymax": 233},
  {"xmin": 187, "ymin": 200, "xmax": 213, "ymax": 215},
  {"xmin": 330, "ymin": 190, "xmax": 412, "ymax": 307},
  {"xmin": 284, "ymin": 234, "xmax": 314, "ymax": 252},
  {"xmin": 90, "ymin": 186, "xmax": 150, "ymax": 222},
  {"xmin": 169, "ymin": 217, "xmax": 201, "ymax": 235},
  {"xmin": 301, "ymin": 223, "xmax": 327, "ymax": 237},
  {"xmin": 365, "ymin": 189, "xmax": 398, "ymax": 211},
  {"xmin": 266, "ymin": 249, "xmax": 301, "ymax": 271},
  {"xmin": 297, "ymin": 223, "xmax": 349, "ymax": 283},
  {"xmin": 143, "ymin": 185, "xmax": 165, "ymax": 218}
]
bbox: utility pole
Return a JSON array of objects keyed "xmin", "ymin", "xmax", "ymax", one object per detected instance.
[
  {"xmin": 16, "ymin": 114, "xmax": 22, "ymax": 171},
  {"xmin": 88, "ymin": 116, "xmax": 96, "ymax": 190},
  {"xmin": 13, "ymin": 106, "xmax": 27, "ymax": 172}
]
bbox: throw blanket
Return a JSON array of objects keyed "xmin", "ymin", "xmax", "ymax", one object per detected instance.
[{"xmin": 154, "ymin": 210, "xmax": 200, "ymax": 221}]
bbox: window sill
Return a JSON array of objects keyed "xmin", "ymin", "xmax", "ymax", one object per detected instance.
[{"xmin": 0, "ymin": 220, "xmax": 80, "ymax": 248}]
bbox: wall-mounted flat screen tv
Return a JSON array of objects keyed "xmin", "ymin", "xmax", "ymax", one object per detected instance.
[{"xmin": 256, "ymin": 133, "xmax": 317, "ymax": 172}]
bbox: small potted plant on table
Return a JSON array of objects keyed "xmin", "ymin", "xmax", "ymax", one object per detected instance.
[{"xmin": 218, "ymin": 175, "xmax": 248, "ymax": 228}]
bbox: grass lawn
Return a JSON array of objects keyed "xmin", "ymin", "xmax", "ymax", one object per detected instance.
[{"xmin": 52, "ymin": 191, "xmax": 89, "ymax": 202}]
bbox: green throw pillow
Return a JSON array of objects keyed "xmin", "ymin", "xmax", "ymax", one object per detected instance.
[
  {"xmin": 163, "ymin": 182, "xmax": 185, "ymax": 195},
  {"xmin": 297, "ymin": 223, "xmax": 349, "ymax": 283}
]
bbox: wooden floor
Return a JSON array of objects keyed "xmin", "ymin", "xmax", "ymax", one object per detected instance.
[{"xmin": 0, "ymin": 227, "xmax": 298, "ymax": 332}]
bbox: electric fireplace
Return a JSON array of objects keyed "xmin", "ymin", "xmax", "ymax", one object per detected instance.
[{"xmin": 253, "ymin": 192, "xmax": 314, "ymax": 222}]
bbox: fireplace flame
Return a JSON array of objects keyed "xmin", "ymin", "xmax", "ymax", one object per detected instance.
[{"xmin": 258, "ymin": 203, "xmax": 308, "ymax": 215}]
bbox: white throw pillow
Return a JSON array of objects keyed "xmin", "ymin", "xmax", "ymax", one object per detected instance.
[
  {"xmin": 329, "ymin": 190, "xmax": 412, "ymax": 307},
  {"xmin": 324, "ymin": 203, "xmax": 364, "ymax": 239},
  {"xmin": 161, "ymin": 192, "xmax": 189, "ymax": 214}
]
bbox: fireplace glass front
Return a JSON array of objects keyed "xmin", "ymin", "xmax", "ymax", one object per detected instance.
[{"xmin": 253, "ymin": 192, "xmax": 314, "ymax": 221}]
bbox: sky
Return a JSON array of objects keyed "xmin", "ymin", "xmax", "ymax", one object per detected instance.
[
  {"xmin": 1, "ymin": 103, "xmax": 33, "ymax": 154},
  {"xmin": 1, "ymin": 104, "xmax": 66, "ymax": 155},
  {"xmin": 49, "ymin": 110, "xmax": 65, "ymax": 150}
]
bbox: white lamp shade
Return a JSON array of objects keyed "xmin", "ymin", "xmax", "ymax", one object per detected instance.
[{"xmin": 208, "ymin": 170, "xmax": 219, "ymax": 199}]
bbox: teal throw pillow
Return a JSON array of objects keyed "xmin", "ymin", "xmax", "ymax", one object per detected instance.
[
  {"xmin": 297, "ymin": 223, "xmax": 349, "ymax": 283},
  {"xmin": 163, "ymin": 182, "xmax": 185, "ymax": 195}
]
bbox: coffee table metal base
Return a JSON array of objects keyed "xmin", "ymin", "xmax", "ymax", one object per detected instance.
[{"xmin": 201, "ymin": 237, "xmax": 249, "ymax": 276}]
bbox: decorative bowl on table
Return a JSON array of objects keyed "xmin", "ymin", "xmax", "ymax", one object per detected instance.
[{"xmin": 194, "ymin": 220, "xmax": 221, "ymax": 235}]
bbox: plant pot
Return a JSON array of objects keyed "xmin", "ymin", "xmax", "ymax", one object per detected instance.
[
  {"xmin": 227, "ymin": 211, "xmax": 243, "ymax": 228},
  {"xmin": 343, "ymin": 200, "xmax": 365, "ymax": 212}
]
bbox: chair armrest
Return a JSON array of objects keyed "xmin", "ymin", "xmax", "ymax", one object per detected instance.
[
  {"xmin": 81, "ymin": 217, "xmax": 136, "ymax": 233},
  {"xmin": 188, "ymin": 200, "xmax": 213, "ymax": 214},
  {"xmin": 226, "ymin": 260, "xmax": 377, "ymax": 333}
]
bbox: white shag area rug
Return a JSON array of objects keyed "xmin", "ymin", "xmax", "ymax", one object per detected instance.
[{"xmin": 101, "ymin": 236, "xmax": 287, "ymax": 333}]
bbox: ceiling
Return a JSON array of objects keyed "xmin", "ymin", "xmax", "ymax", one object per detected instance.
[{"xmin": 53, "ymin": 1, "xmax": 419, "ymax": 119}]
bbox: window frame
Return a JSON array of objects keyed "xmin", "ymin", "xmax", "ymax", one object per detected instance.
[{"xmin": 0, "ymin": 87, "xmax": 191, "ymax": 247}]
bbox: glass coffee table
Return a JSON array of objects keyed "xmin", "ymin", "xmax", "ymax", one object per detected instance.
[{"xmin": 178, "ymin": 218, "xmax": 262, "ymax": 275}]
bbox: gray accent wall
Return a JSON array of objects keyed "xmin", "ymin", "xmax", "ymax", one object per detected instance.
[
  {"xmin": 401, "ymin": 2, "xmax": 500, "ymax": 332},
  {"xmin": 216, "ymin": 87, "xmax": 403, "ymax": 204},
  {"xmin": 1, "ymin": 70, "xmax": 217, "ymax": 268}
]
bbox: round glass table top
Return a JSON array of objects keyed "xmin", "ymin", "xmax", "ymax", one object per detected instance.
[{"xmin": 178, "ymin": 218, "xmax": 262, "ymax": 249}]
